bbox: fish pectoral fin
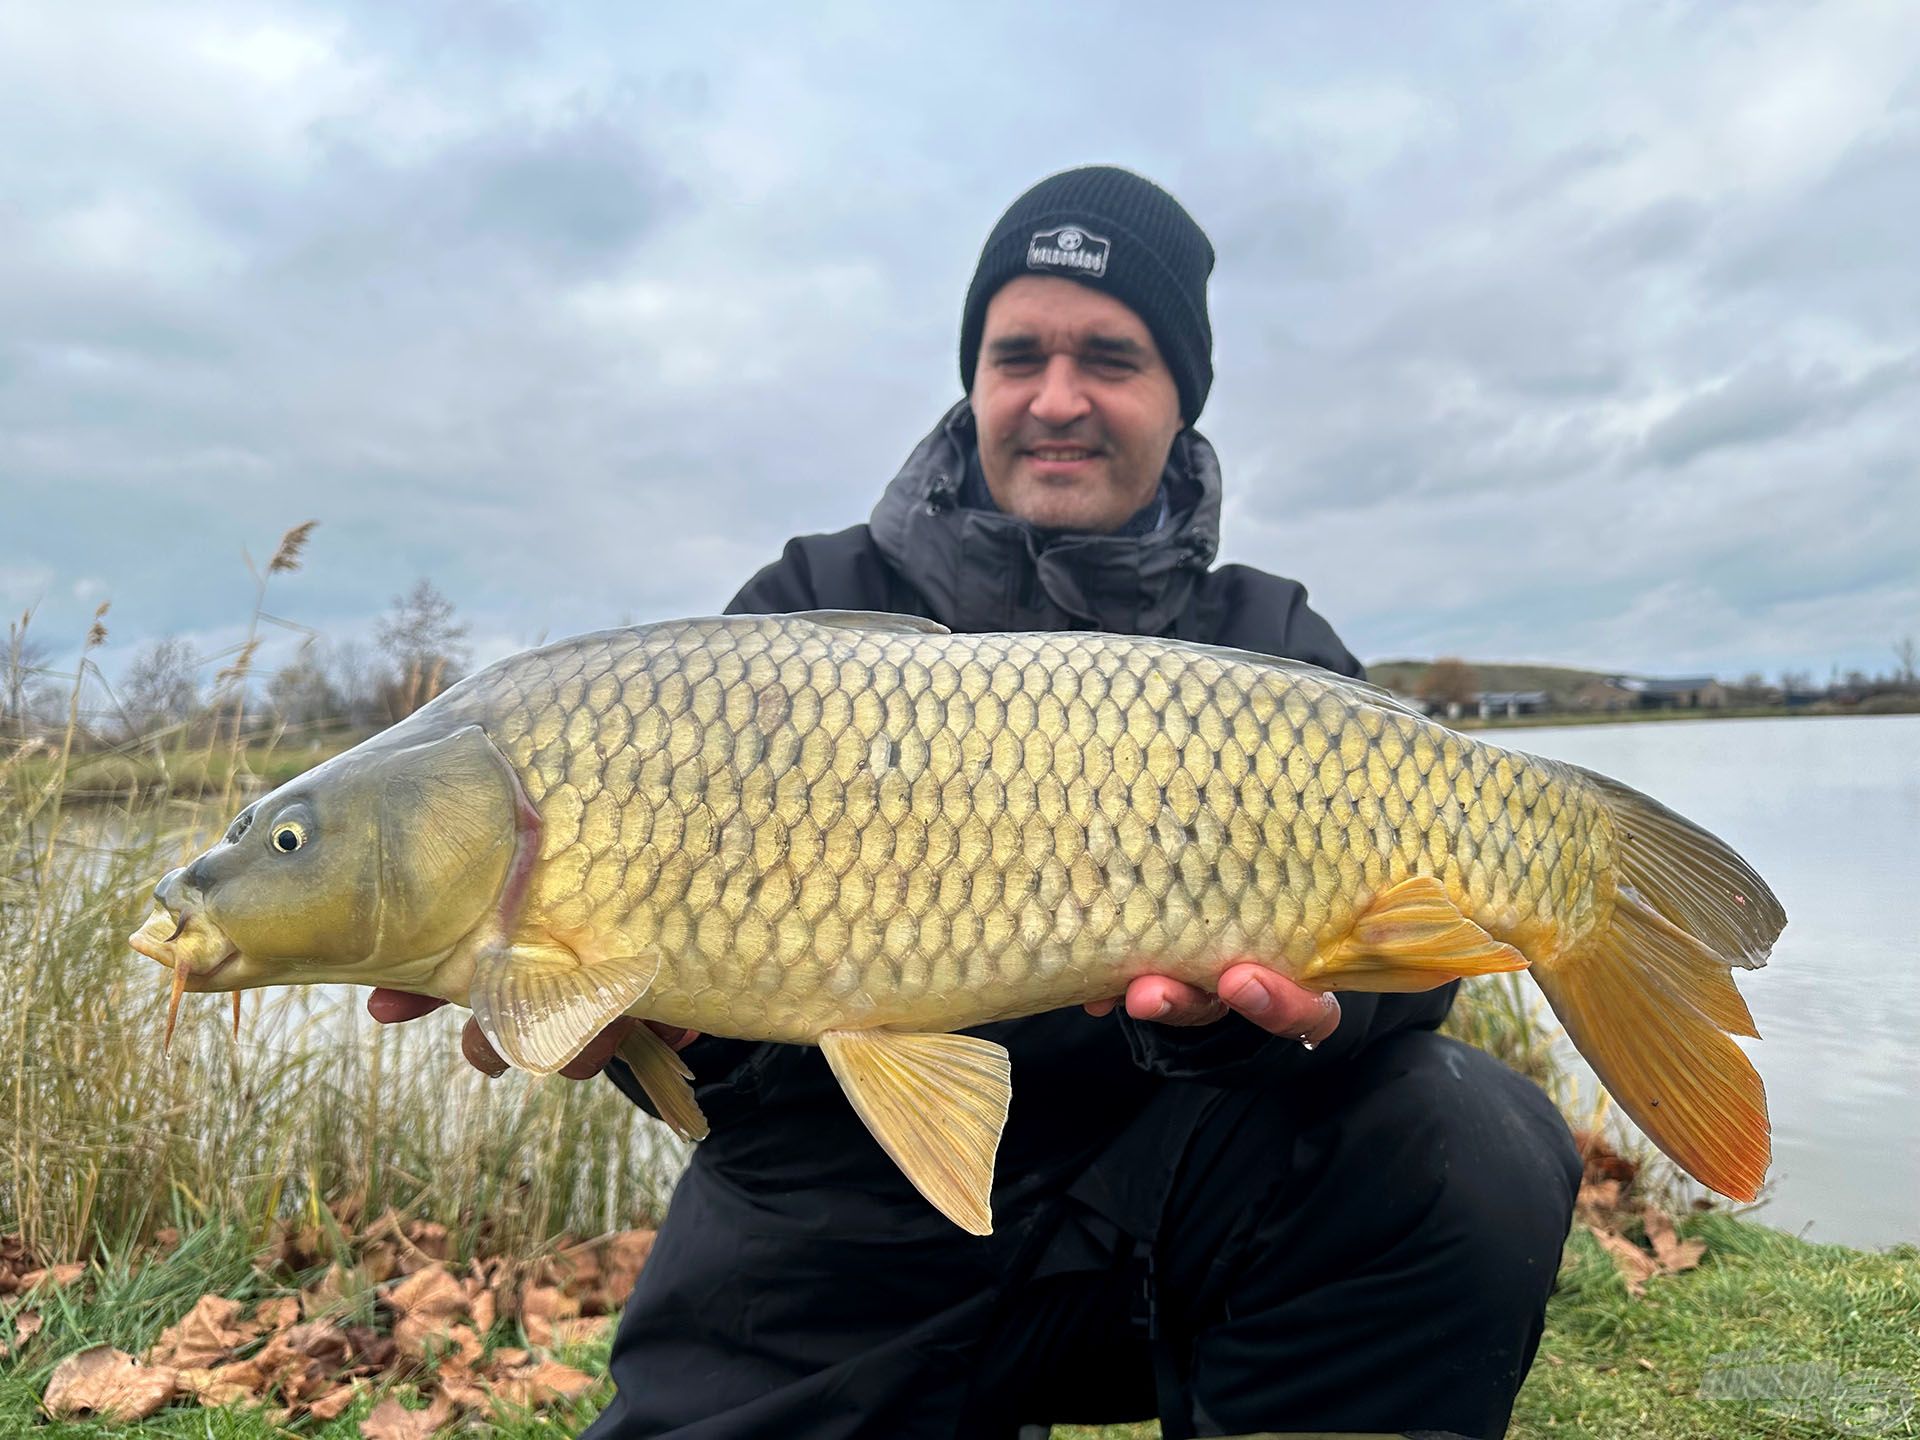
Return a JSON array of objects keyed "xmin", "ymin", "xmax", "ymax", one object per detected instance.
[
  {"xmin": 818, "ymin": 1029, "xmax": 1010, "ymax": 1236},
  {"xmin": 1302, "ymin": 874, "xmax": 1529, "ymax": 991},
  {"xmin": 470, "ymin": 937, "xmax": 659, "ymax": 1076},
  {"xmin": 615, "ymin": 1025, "xmax": 709, "ymax": 1142}
]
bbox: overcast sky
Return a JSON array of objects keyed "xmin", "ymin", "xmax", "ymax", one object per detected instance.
[{"xmin": 5, "ymin": 0, "xmax": 1918, "ymax": 692}]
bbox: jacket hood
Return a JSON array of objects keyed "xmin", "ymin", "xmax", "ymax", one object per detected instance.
[{"xmin": 868, "ymin": 400, "xmax": 1222, "ymax": 636}]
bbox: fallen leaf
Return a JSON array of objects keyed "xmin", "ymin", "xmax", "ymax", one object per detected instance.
[
  {"xmin": 149, "ymin": 1293, "xmax": 254, "ymax": 1368},
  {"xmin": 306, "ymin": 1381, "xmax": 361, "ymax": 1420},
  {"xmin": 550, "ymin": 1316, "xmax": 612, "ymax": 1348},
  {"xmin": 1587, "ymin": 1225, "xmax": 1659, "ymax": 1297},
  {"xmin": 20, "ymin": 1262, "xmax": 85, "ymax": 1293},
  {"xmin": 0, "ymin": 1307, "xmax": 42, "ymax": 1360},
  {"xmin": 1636, "ymin": 1356, "xmax": 1658, "ymax": 1372},
  {"xmin": 174, "ymin": 1365, "xmax": 255, "ymax": 1407},
  {"xmin": 1641, "ymin": 1208, "xmax": 1707, "ymax": 1275},
  {"xmin": 485, "ymin": 1355, "xmax": 595, "ymax": 1408},
  {"xmin": 394, "ymin": 1316, "xmax": 482, "ymax": 1368},
  {"xmin": 43, "ymin": 1345, "xmax": 180, "ymax": 1421},
  {"xmin": 517, "ymin": 1283, "xmax": 579, "ymax": 1346},
  {"xmin": 387, "ymin": 1264, "xmax": 468, "ymax": 1326},
  {"xmin": 360, "ymin": 1392, "xmax": 453, "ymax": 1439},
  {"xmin": 253, "ymin": 1296, "xmax": 300, "ymax": 1330}
]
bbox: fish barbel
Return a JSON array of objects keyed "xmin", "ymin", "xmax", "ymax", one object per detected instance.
[{"xmin": 130, "ymin": 612, "xmax": 1783, "ymax": 1233}]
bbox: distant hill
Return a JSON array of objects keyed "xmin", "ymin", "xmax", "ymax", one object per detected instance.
[{"xmin": 1365, "ymin": 660, "xmax": 1624, "ymax": 710}]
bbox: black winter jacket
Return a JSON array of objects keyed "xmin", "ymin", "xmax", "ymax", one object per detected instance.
[{"xmin": 606, "ymin": 400, "xmax": 1455, "ymax": 1213}]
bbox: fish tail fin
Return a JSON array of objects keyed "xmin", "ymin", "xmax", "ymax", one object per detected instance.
[{"xmin": 1530, "ymin": 769, "xmax": 1785, "ymax": 1203}]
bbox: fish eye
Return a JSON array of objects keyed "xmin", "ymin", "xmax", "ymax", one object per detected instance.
[{"xmin": 270, "ymin": 820, "xmax": 308, "ymax": 854}]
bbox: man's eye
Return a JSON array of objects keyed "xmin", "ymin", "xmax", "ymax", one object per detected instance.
[{"xmin": 1088, "ymin": 358, "xmax": 1136, "ymax": 376}]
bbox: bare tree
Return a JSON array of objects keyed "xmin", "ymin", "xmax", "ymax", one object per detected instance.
[
  {"xmin": 1415, "ymin": 657, "xmax": 1479, "ymax": 713},
  {"xmin": 268, "ymin": 641, "xmax": 344, "ymax": 730},
  {"xmin": 376, "ymin": 579, "xmax": 469, "ymax": 719},
  {"xmin": 1895, "ymin": 636, "xmax": 1918, "ymax": 688},
  {"xmin": 118, "ymin": 636, "xmax": 202, "ymax": 740}
]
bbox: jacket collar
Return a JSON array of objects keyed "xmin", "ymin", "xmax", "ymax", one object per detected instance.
[{"xmin": 868, "ymin": 400, "xmax": 1222, "ymax": 635}]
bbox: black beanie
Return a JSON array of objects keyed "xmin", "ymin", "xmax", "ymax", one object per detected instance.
[{"xmin": 959, "ymin": 165, "xmax": 1215, "ymax": 423}]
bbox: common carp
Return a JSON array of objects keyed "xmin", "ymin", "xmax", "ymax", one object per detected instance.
[{"xmin": 130, "ymin": 612, "xmax": 1783, "ymax": 1233}]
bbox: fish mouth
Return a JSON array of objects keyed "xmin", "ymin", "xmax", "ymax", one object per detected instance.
[
  {"xmin": 130, "ymin": 908, "xmax": 241, "ymax": 987},
  {"xmin": 130, "ymin": 908, "xmax": 244, "ymax": 1051}
]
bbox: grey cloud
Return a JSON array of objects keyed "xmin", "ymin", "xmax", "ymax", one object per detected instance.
[{"xmin": 1643, "ymin": 354, "xmax": 1920, "ymax": 469}]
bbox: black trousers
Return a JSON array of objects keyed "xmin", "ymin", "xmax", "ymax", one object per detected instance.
[
  {"xmin": 961, "ymin": 1032, "xmax": 1582, "ymax": 1438},
  {"xmin": 587, "ymin": 1031, "xmax": 1580, "ymax": 1440}
]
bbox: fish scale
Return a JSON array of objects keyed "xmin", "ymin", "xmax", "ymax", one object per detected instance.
[
  {"xmin": 132, "ymin": 610, "xmax": 1782, "ymax": 1234},
  {"xmin": 430, "ymin": 617, "xmax": 1598, "ymax": 1043}
]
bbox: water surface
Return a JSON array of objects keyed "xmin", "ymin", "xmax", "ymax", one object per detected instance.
[{"xmin": 1494, "ymin": 714, "xmax": 1919, "ymax": 1250}]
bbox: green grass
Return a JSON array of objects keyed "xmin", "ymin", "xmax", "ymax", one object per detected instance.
[{"xmin": 4, "ymin": 1214, "xmax": 1913, "ymax": 1437}]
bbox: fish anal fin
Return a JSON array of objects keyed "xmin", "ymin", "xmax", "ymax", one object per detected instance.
[
  {"xmin": 470, "ymin": 935, "xmax": 658, "ymax": 1076},
  {"xmin": 1302, "ymin": 873, "xmax": 1529, "ymax": 991},
  {"xmin": 616, "ymin": 1025, "xmax": 709, "ymax": 1141},
  {"xmin": 818, "ymin": 1029, "xmax": 1010, "ymax": 1236}
]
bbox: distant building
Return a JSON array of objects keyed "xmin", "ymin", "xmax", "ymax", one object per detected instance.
[
  {"xmin": 1574, "ymin": 675, "xmax": 1726, "ymax": 711},
  {"xmin": 1476, "ymin": 690, "xmax": 1550, "ymax": 719}
]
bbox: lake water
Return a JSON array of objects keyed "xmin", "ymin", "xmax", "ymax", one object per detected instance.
[{"xmin": 1490, "ymin": 714, "xmax": 1920, "ymax": 1251}]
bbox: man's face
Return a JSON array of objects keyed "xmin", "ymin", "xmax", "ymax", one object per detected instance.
[{"xmin": 970, "ymin": 275, "xmax": 1184, "ymax": 534}]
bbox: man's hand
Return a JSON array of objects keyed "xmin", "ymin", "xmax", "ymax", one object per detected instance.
[
  {"xmin": 1084, "ymin": 963, "xmax": 1341, "ymax": 1047},
  {"xmin": 367, "ymin": 989, "xmax": 698, "ymax": 1079}
]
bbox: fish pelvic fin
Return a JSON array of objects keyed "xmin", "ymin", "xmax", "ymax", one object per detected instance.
[
  {"xmin": 469, "ymin": 936, "xmax": 659, "ymax": 1076},
  {"xmin": 1300, "ymin": 873, "xmax": 1529, "ymax": 991},
  {"xmin": 615, "ymin": 1025, "xmax": 709, "ymax": 1142},
  {"xmin": 819, "ymin": 1028, "xmax": 1010, "ymax": 1236},
  {"xmin": 1531, "ymin": 771, "xmax": 1784, "ymax": 1204}
]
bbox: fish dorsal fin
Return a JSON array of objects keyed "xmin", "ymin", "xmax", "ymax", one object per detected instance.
[
  {"xmin": 1301, "ymin": 874, "xmax": 1529, "ymax": 991},
  {"xmin": 615, "ymin": 1024, "xmax": 710, "ymax": 1141},
  {"xmin": 818, "ymin": 1028, "xmax": 1010, "ymax": 1235},
  {"xmin": 790, "ymin": 610, "xmax": 951, "ymax": 636},
  {"xmin": 470, "ymin": 935, "xmax": 659, "ymax": 1075}
]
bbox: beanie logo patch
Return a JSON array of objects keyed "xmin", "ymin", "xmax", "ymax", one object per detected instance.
[{"xmin": 1027, "ymin": 225, "xmax": 1110, "ymax": 279}]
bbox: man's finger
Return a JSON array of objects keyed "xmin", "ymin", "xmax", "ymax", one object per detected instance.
[
  {"xmin": 560, "ymin": 1017, "xmax": 639, "ymax": 1079},
  {"xmin": 1218, "ymin": 962, "xmax": 1342, "ymax": 1045},
  {"xmin": 1122, "ymin": 974, "xmax": 1229, "ymax": 1027},
  {"xmin": 460, "ymin": 1016, "xmax": 509, "ymax": 1077},
  {"xmin": 368, "ymin": 988, "xmax": 447, "ymax": 1024}
]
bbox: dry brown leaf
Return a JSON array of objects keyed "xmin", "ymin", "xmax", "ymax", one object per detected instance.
[
  {"xmin": 360, "ymin": 1392, "xmax": 454, "ymax": 1439},
  {"xmin": 253, "ymin": 1295, "xmax": 300, "ymax": 1330},
  {"xmin": 20, "ymin": 1262, "xmax": 85, "ymax": 1293},
  {"xmin": 43, "ymin": 1345, "xmax": 180, "ymax": 1421},
  {"xmin": 1587, "ymin": 1225, "xmax": 1659, "ymax": 1297},
  {"xmin": 439, "ymin": 1371, "xmax": 491, "ymax": 1411},
  {"xmin": 485, "ymin": 1355, "xmax": 595, "ymax": 1408},
  {"xmin": 387, "ymin": 1263, "xmax": 468, "ymax": 1325},
  {"xmin": 306, "ymin": 1381, "xmax": 361, "ymax": 1420},
  {"xmin": 1641, "ymin": 1208, "xmax": 1707, "ymax": 1275},
  {"xmin": 550, "ymin": 1315, "xmax": 612, "ymax": 1348},
  {"xmin": 518, "ymin": 1283, "xmax": 579, "ymax": 1347},
  {"xmin": 394, "ymin": 1316, "xmax": 482, "ymax": 1369},
  {"xmin": 173, "ymin": 1365, "xmax": 255, "ymax": 1408},
  {"xmin": 1, "ymin": 1307, "xmax": 43, "ymax": 1360},
  {"xmin": 597, "ymin": 1229, "xmax": 655, "ymax": 1303},
  {"xmin": 149, "ymin": 1293, "xmax": 255, "ymax": 1368}
]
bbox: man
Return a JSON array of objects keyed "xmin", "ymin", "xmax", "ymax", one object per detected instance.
[{"xmin": 376, "ymin": 166, "xmax": 1580, "ymax": 1438}]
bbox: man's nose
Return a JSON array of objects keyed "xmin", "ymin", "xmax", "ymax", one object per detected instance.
[{"xmin": 1029, "ymin": 356, "xmax": 1091, "ymax": 426}]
